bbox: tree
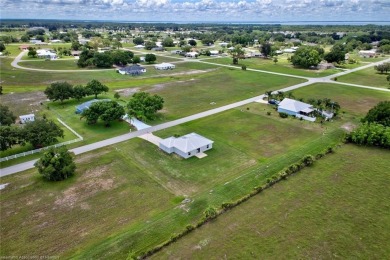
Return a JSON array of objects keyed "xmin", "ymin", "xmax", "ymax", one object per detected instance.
[
  {"xmin": 93, "ymin": 52, "xmax": 113, "ymax": 68},
  {"xmin": 127, "ymin": 92, "xmax": 164, "ymax": 120},
  {"xmin": 34, "ymin": 147, "xmax": 76, "ymax": 181},
  {"xmin": 374, "ymin": 63, "xmax": 390, "ymax": 74},
  {"xmin": 73, "ymin": 85, "xmax": 87, "ymax": 101},
  {"xmin": 162, "ymin": 37, "xmax": 174, "ymax": 47},
  {"xmin": 114, "ymin": 92, "xmax": 121, "ymax": 100},
  {"xmin": 77, "ymin": 49, "xmax": 95, "ymax": 67},
  {"xmin": 348, "ymin": 123, "xmax": 390, "ymax": 148},
  {"xmin": 265, "ymin": 90, "xmax": 273, "ymax": 101},
  {"xmin": 85, "ymin": 80, "xmax": 109, "ymax": 99},
  {"xmin": 230, "ymin": 44, "xmax": 245, "ymax": 65},
  {"xmin": 145, "ymin": 53, "xmax": 157, "ymax": 64},
  {"xmin": 133, "ymin": 37, "xmax": 144, "ymax": 45},
  {"xmin": 44, "ymin": 82, "xmax": 74, "ymax": 103},
  {"xmin": 362, "ymin": 101, "xmax": 390, "ymax": 127},
  {"xmin": 290, "ymin": 46, "xmax": 323, "ymax": 68},
  {"xmin": 111, "ymin": 50, "xmax": 133, "ymax": 66},
  {"xmin": 0, "ymin": 42, "xmax": 5, "ymax": 52},
  {"xmin": 0, "ymin": 126, "xmax": 22, "ymax": 151},
  {"xmin": 132, "ymin": 56, "xmax": 141, "ymax": 64},
  {"xmin": 144, "ymin": 41, "xmax": 156, "ymax": 50},
  {"xmin": 0, "ymin": 104, "xmax": 16, "ymax": 126},
  {"xmin": 23, "ymin": 119, "xmax": 64, "ymax": 148},
  {"xmin": 261, "ymin": 43, "xmax": 272, "ymax": 58},
  {"xmin": 188, "ymin": 39, "xmax": 197, "ymax": 46},
  {"xmin": 112, "ymin": 39, "xmax": 122, "ymax": 49},
  {"xmin": 27, "ymin": 47, "xmax": 37, "ymax": 58},
  {"xmin": 82, "ymin": 101, "xmax": 125, "ymax": 126},
  {"xmin": 71, "ymin": 41, "xmax": 81, "ymax": 51},
  {"xmin": 273, "ymin": 57, "xmax": 278, "ymax": 64}
]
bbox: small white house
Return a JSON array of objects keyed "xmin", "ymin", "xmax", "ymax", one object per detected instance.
[
  {"xmin": 277, "ymin": 98, "xmax": 316, "ymax": 122},
  {"xmin": 36, "ymin": 49, "xmax": 57, "ymax": 60},
  {"xmin": 134, "ymin": 45, "xmax": 145, "ymax": 49},
  {"xmin": 185, "ymin": 52, "xmax": 198, "ymax": 58},
  {"xmin": 209, "ymin": 50, "xmax": 219, "ymax": 56},
  {"xmin": 159, "ymin": 133, "xmax": 213, "ymax": 159},
  {"xmin": 19, "ymin": 114, "xmax": 35, "ymax": 124},
  {"xmin": 359, "ymin": 50, "xmax": 376, "ymax": 58},
  {"xmin": 219, "ymin": 42, "xmax": 229, "ymax": 47},
  {"xmin": 155, "ymin": 63, "xmax": 176, "ymax": 70}
]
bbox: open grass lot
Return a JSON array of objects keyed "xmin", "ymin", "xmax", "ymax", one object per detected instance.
[
  {"xmin": 1, "ymin": 103, "xmax": 346, "ymax": 258},
  {"xmin": 19, "ymin": 59, "xmax": 85, "ymax": 70},
  {"xmin": 337, "ymin": 67, "xmax": 390, "ymax": 89},
  {"xmin": 203, "ymin": 56, "xmax": 341, "ymax": 78},
  {"xmin": 290, "ymin": 83, "xmax": 390, "ymax": 118},
  {"xmin": 0, "ymin": 57, "xmax": 215, "ymax": 92},
  {"xmin": 152, "ymin": 144, "xmax": 390, "ymax": 260},
  {"xmin": 0, "ymin": 145, "xmax": 175, "ymax": 257}
]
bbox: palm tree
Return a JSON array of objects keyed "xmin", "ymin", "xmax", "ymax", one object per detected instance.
[
  {"xmin": 287, "ymin": 92, "xmax": 295, "ymax": 99},
  {"xmin": 265, "ymin": 90, "xmax": 273, "ymax": 101},
  {"xmin": 277, "ymin": 91, "xmax": 285, "ymax": 101}
]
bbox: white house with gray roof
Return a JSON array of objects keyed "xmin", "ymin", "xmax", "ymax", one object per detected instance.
[
  {"xmin": 277, "ymin": 98, "xmax": 316, "ymax": 122},
  {"xmin": 159, "ymin": 133, "xmax": 213, "ymax": 159}
]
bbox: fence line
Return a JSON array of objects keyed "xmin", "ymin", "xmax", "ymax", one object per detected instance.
[{"xmin": 0, "ymin": 118, "xmax": 84, "ymax": 163}]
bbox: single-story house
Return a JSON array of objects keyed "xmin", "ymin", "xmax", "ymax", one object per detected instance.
[
  {"xmin": 219, "ymin": 42, "xmax": 229, "ymax": 47},
  {"xmin": 209, "ymin": 50, "xmax": 219, "ymax": 55},
  {"xmin": 277, "ymin": 98, "xmax": 316, "ymax": 122},
  {"xmin": 71, "ymin": 50, "xmax": 82, "ymax": 56},
  {"xmin": 359, "ymin": 50, "xmax": 376, "ymax": 58},
  {"xmin": 159, "ymin": 133, "xmax": 214, "ymax": 159},
  {"xmin": 30, "ymin": 39, "xmax": 42, "ymax": 44},
  {"xmin": 75, "ymin": 99, "xmax": 110, "ymax": 114},
  {"xmin": 50, "ymin": 39, "xmax": 62, "ymax": 43},
  {"xmin": 171, "ymin": 50, "xmax": 182, "ymax": 54},
  {"xmin": 155, "ymin": 63, "xmax": 176, "ymax": 70},
  {"xmin": 117, "ymin": 64, "xmax": 146, "ymax": 76},
  {"xmin": 19, "ymin": 114, "xmax": 35, "ymax": 124},
  {"xmin": 185, "ymin": 52, "xmax": 199, "ymax": 58},
  {"xmin": 151, "ymin": 46, "xmax": 164, "ymax": 51},
  {"xmin": 134, "ymin": 45, "xmax": 145, "ymax": 49},
  {"xmin": 36, "ymin": 49, "xmax": 57, "ymax": 60},
  {"xmin": 283, "ymin": 48, "xmax": 296, "ymax": 53},
  {"xmin": 19, "ymin": 45, "xmax": 30, "ymax": 50}
]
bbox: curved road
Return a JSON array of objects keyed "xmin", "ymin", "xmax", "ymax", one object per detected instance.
[{"xmin": 2, "ymin": 53, "xmax": 389, "ymax": 177}]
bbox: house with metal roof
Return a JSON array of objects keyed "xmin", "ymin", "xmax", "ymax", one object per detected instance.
[
  {"xmin": 155, "ymin": 63, "xmax": 176, "ymax": 70},
  {"xmin": 277, "ymin": 98, "xmax": 316, "ymax": 122},
  {"xmin": 75, "ymin": 99, "xmax": 110, "ymax": 114},
  {"xmin": 117, "ymin": 64, "xmax": 146, "ymax": 76},
  {"xmin": 159, "ymin": 133, "xmax": 213, "ymax": 159}
]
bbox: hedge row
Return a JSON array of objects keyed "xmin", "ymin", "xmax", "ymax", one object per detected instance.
[{"xmin": 135, "ymin": 145, "xmax": 337, "ymax": 259}]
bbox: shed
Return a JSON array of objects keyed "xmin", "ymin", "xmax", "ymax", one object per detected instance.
[
  {"xmin": 155, "ymin": 63, "xmax": 176, "ymax": 70},
  {"xmin": 159, "ymin": 133, "xmax": 213, "ymax": 159},
  {"xmin": 19, "ymin": 114, "xmax": 35, "ymax": 124}
]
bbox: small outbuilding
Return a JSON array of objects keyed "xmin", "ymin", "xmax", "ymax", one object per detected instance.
[
  {"xmin": 117, "ymin": 64, "xmax": 146, "ymax": 76},
  {"xmin": 19, "ymin": 114, "xmax": 35, "ymax": 124},
  {"xmin": 155, "ymin": 63, "xmax": 176, "ymax": 70},
  {"xmin": 159, "ymin": 133, "xmax": 213, "ymax": 159}
]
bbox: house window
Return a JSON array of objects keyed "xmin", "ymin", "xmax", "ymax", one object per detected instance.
[
  {"xmin": 188, "ymin": 152, "xmax": 191, "ymax": 156},
  {"xmin": 197, "ymin": 148, "xmax": 200, "ymax": 153},
  {"xmin": 207, "ymin": 145, "xmax": 209, "ymax": 148}
]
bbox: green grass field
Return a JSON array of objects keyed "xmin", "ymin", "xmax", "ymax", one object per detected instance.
[
  {"xmin": 0, "ymin": 103, "xmax": 346, "ymax": 258},
  {"xmin": 152, "ymin": 144, "xmax": 390, "ymax": 259},
  {"xmin": 203, "ymin": 56, "xmax": 341, "ymax": 78},
  {"xmin": 337, "ymin": 67, "xmax": 390, "ymax": 89},
  {"xmin": 290, "ymin": 83, "xmax": 390, "ymax": 118}
]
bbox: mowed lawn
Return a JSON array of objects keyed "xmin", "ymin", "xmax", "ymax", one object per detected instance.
[
  {"xmin": 337, "ymin": 67, "xmax": 390, "ymax": 88},
  {"xmin": 290, "ymin": 83, "xmax": 390, "ymax": 118},
  {"xmin": 203, "ymin": 56, "xmax": 341, "ymax": 78},
  {"xmin": 0, "ymin": 104, "xmax": 345, "ymax": 259},
  {"xmin": 0, "ymin": 145, "xmax": 175, "ymax": 257},
  {"xmin": 152, "ymin": 144, "xmax": 390, "ymax": 260}
]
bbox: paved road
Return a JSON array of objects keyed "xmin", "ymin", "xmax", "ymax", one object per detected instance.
[{"xmin": 2, "ymin": 54, "xmax": 389, "ymax": 177}]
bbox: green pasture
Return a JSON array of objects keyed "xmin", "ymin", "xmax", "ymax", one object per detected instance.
[
  {"xmin": 337, "ymin": 67, "xmax": 390, "ymax": 89},
  {"xmin": 202, "ymin": 56, "xmax": 341, "ymax": 78},
  {"xmin": 153, "ymin": 144, "xmax": 390, "ymax": 259},
  {"xmin": 290, "ymin": 83, "xmax": 390, "ymax": 117}
]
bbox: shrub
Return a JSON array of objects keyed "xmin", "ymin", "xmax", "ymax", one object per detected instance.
[
  {"xmin": 279, "ymin": 112, "xmax": 289, "ymax": 118},
  {"xmin": 267, "ymin": 111, "xmax": 271, "ymax": 116},
  {"xmin": 241, "ymin": 65, "xmax": 247, "ymax": 70},
  {"xmin": 203, "ymin": 206, "xmax": 218, "ymax": 221},
  {"xmin": 302, "ymin": 155, "xmax": 315, "ymax": 166}
]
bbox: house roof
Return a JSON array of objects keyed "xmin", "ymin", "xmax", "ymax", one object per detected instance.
[
  {"xmin": 19, "ymin": 114, "xmax": 34, "ymax": 119},
  {"xmin": 160, "ymin": 133, "xmax": 213, "ymax": 153},
  {"xmin": 278, "ymin": 98, "xmax": 313, "ymax": 113},
  {"xmin": 119, "ymin": 64, "xmax": 145, "ymax": 73}
]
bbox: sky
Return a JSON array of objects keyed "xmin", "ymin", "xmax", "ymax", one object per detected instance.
[{"xmin": 1, "ymin": 0, "xmax": 390, "ymax": 23}]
